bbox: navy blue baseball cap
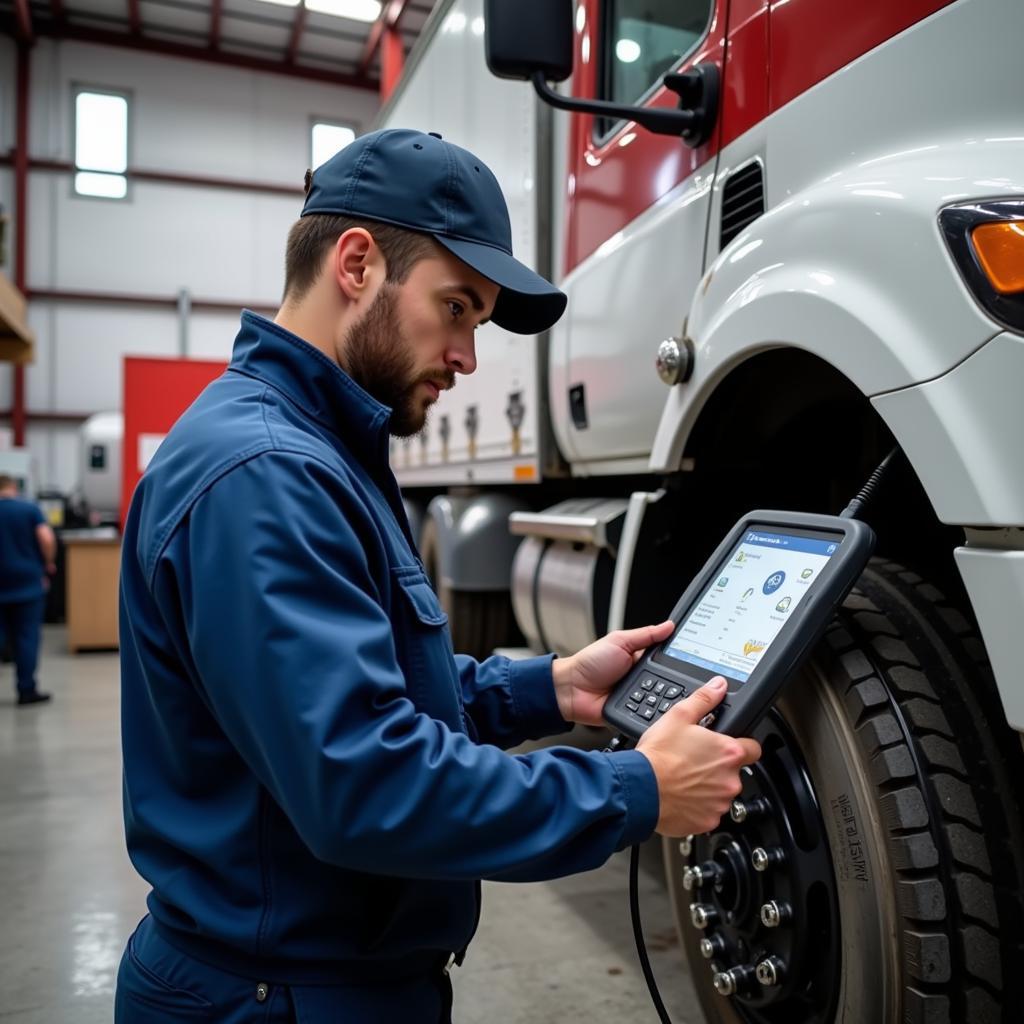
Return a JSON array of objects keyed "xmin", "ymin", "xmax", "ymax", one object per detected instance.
[{"xmin": 301, "ymin": 128, "xmax": 566, "ymax": 335}]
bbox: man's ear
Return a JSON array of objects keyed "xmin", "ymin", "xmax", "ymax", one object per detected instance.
[{"xmin": 332, "ymin": 228, "xmax": 385, "ymax": 302}]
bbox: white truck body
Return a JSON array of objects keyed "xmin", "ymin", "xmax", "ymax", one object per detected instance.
[{"xmin": 379, "ymin": 0, "xmax": 1024, "ymax": 734}]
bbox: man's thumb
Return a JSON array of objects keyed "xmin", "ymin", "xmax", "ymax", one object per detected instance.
[{"xmin": 674, "ymin": 677, "xmax": 728, "ymax": 724}]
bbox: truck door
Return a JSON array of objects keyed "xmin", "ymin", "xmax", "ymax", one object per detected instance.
[{"xmin": 552, "ymin": 0, "xmax": 728, "ymax": 469}]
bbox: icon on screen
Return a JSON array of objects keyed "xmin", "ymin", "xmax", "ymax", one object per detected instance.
[
  {"xmin": 743, "ymin": 640, "xmax": 766, "ymax": 657},
  {"xmin": 775, "ymin": 596, "xmax": 792, "ymax": 613},
  {"xmin": 735, "ymin": 552, "xmax": 747, "ymax": 563},
  {"xmin": 827, "ymin": 544, "xmax": 837, "ymax": 554},
  {"xmin": 716, "ymin": 576, "xmax": 729, "ymax": 588},
  {"xmin": 801, "ymin": 568, "xmax": 813, "ymax": 579},
  {"xmin": 763, "ymin": 571, "xmax": 786, "ymax": 595},
  {"xmin": 741, "ymin": 588, "xmax": 754, "ymax": 602}
]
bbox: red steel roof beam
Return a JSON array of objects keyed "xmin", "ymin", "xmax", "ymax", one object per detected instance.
[
  {"xmin": 380, "ymin": 25, "xmax": 404, "ymax": 102},
  {"xmin": 209, "ymin": 0, "xmax": 222, "ymax": 49},
  {"xmin": 128, "ymin": 0, "xmax": 142, "ymax": 35},
  {"xmin": 286, "ymin": 4, "xmax": 309, "ymax": 64},
  {"xmin": 358, "ymin": 0, "xmax": 409, "ymax": 79},
  {"xmin": 30, "ymin": 23, "xmax": 377, "ymax": 92},
  {"xmin": 14, "ymin": 0, "xmax": 34, "ymax": 43},
  {"xmin": 13, "ymin": 47, "xmax": 30, "ymax": 446}
]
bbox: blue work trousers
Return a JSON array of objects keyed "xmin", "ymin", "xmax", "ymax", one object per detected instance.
[
  {"xmin": 0, "ymin": 597, "xmax": 44, "ymax": 696},
  {"xmin": 115, "ymin": 916, "xmax": 454, "ymax": 1023}
]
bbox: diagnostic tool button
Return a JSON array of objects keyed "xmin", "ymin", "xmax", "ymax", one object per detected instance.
[
  {"xmin": 699, "ymin": 712, "xmax": 716, "ymax": 728},
  {"xmin": 653, "ymin": 681, "xmax": 667, "ymax": 695},
  {"xmin": 659, "ymin": 699, "xmax": 672, "ymax": 712},
  {"xmin": 625, "ymin": 701, "xmax": 640, "ymax": 712},
  {"xmin": 665, "ymin": 685, "xmax": 682, "ymax": 699},
  {"xmin": 629, "ymin": 689, "xmax": 644, "ymax": 703},
  {"xmin": 641, "ymin": 707, "xmax": 656, "ymax": 720},
  {"xmin": 640, "ymin": 678, "xmax": 655, "ymax": 691}
]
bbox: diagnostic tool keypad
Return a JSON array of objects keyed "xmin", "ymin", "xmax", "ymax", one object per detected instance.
[{"xmin": 619, "ymin": 675, "xmax": 688, "ymax": 724}]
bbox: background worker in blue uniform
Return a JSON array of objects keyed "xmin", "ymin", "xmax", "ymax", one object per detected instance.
[
  {"xmin": 115, "ymin": 129, "xmax": 761, "ymax": 1023},
  {"xmin": 0, "ymin": 473, "xmax": 56, "ymax": 706}
]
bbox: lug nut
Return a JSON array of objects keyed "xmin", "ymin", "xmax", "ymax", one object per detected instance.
[
  {"xmin": 712, "ymin": 964, "xmax": 756, "ymax": 997},
  {"xmin": 751, "ymin": 846, "xmax": 786, "ymax": 872},
  {"xmin": 756, "ymin": 956, "xmax": 786, "ymax": 987},
  {"xmin": 689, "ymin": 902, "xmax": 719, "ymax": 929},
  {"xmin": 712, "ymin": 971, "xmax": 735, "ymax": 996},
  {"xmin": 729, "ymin": 796, "xmax": 770, "ymax": 823},
  {"xmin": 683, "ymin": 860, "xmax": 722, "ymax": 891},
  {"xmin": 679, "ymin": 835, "xmax": 694, "ymax": 857},
  {"xmin": 760, "ymin": 900, "xmax": 793, "ymax": 928},
  {"xmin": 699, "ymin": 934, "xmax": 725, "ymax": 960}
]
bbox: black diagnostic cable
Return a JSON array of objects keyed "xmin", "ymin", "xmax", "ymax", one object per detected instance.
[{"xmin": 603, "ymin": 446, "xmax": 899, "ymax": 1022}]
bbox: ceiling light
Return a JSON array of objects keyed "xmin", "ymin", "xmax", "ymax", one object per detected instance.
[
  {"xmin": 616, "ymin": 39, "xmax": 641, "ymax": 63},
  {"xmin": 305, "ymin": 0, "xmax": 382, "ymax": 21},
  {"xmin": 252, "ymin": 0, "xmax": 300, "ymax": 7}
]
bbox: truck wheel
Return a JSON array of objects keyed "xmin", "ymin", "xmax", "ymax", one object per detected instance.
[
  {"xmin": 664, "ymin": 560, "xmax": 1024, "ymax": 1023},
  {"xmin": 419, "ymin": 515, "xmax": 521, "ymax": 659}
]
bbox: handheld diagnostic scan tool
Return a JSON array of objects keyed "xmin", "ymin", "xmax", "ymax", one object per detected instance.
[{"xmin": 604, "ymin": 511, "xmax": 875, "ymax": 740}]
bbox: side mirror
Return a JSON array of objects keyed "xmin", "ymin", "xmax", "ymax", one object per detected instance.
[
  {"xmin": 484, "ymin": 0, "xmax": 719, "ymax": 146},
  {"xmin": 484, "ymin": 0, "xmax": 574, "ymax": 84}
]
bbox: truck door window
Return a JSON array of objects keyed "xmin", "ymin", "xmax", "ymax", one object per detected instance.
[{"xmin": 597, "ymin": 0, "xmax": 714, "ymax": 141}]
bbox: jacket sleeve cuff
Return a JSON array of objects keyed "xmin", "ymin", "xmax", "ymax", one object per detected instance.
[
  {"xmin": 508, "ymin": 654, "xmax": 573, "ymax": 738},
  {"xmin": 609, "ymin": 749, "xmax": 660, "ymax": 847}
]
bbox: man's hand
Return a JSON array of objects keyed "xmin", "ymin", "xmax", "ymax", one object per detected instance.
[
  {"xmin": 552, "ymin": 621, "xmax": 675, "ymax": 726},
  {"xmin": 636, "ymin": 677, "xmax": 761, "ymax": 836}
]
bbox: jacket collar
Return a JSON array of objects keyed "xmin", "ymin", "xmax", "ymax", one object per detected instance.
[{"xmin": 229, "ymin": 310, "xmax": 392, "ymax": 467}]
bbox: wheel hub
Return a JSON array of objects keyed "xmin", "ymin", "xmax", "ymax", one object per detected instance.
[{"xmin": 678, "ymin": 710, "xmax": 842, "ymax": 1019}]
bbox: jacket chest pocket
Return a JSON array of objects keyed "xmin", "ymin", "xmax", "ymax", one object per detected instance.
[{"xmin": 391, "ymin": 567, "xmax": 465, "ymax": 731}]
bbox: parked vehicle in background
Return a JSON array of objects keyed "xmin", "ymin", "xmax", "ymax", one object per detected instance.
[{"xmin": 379, "ymin": 0, "xmax": 1024, "ymax": 1020}]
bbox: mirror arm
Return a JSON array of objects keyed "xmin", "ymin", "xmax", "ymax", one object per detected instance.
[{"xmin": 530, "ymin": 71, "xmax": 697, "ymax": 137}]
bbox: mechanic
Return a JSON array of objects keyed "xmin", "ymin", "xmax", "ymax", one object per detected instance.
[{"xmin": 115, "ymin": 128, "xmax": 761, "ymax": 1023}]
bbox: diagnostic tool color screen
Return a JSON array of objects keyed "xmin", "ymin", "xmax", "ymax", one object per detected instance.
[{"xmin": 662, "ymin": 530, "xmax": 841, "ymax": 683}]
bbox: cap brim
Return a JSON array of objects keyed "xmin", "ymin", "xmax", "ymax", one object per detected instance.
[{"xmin": 434, "ymin": 236, "xmax": 567, "ymax": 335}]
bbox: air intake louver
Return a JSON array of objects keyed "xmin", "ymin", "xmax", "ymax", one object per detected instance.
[{"xmin": 720, "ymin": 162, "xmax": 765, "ymax": 250}]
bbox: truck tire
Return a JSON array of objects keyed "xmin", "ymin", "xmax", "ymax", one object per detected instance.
[{"xmin": 665, "ymin": 559, "xmax": 1024, "ymax": 1023}]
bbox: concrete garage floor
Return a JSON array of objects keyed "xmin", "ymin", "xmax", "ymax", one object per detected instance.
[{"xmin": 0, "ymin": 627, "xmax": 703, "ymax": 1023}]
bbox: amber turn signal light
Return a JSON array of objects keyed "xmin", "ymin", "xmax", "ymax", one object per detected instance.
[{"xmin": 970, "ymin": 221, "xmax": 1024, "ymax": 294}]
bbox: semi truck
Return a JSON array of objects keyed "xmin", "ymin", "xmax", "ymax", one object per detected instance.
[{"xmin": 378, "ymin": 0, "xmax": 1024, "ymax": 1020}]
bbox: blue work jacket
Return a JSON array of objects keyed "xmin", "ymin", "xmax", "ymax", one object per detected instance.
[{"xmin": 119, "ymin": 311, "xmax": 659, "ymax": 985}]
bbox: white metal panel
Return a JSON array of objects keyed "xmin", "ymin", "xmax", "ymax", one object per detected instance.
[
  {"xmin": 380, "ymin": 0, "xmax": 543, "ymax": 485},
  {"xmin": 870, "ymin": 333, "xmax": 1024, "ymax": 527},
  {"xmin": 45, "ymin": 180, "xmax": 295, "ymax": 300},
  {"xmin": 553, "ymin": 163, "xmax": 716, "ymax": 464},
  {"xmin": 186, "ymin": 311, "xmax": 252, "ymax": 362},
  {"xmin": 51, "ymin": 305, "xmax": 178, "ymax": 411},
  {"xmin": 24, "ymin": 422, "xmax": 80, "ymax": 493},
  {"xmin": 651, "ymin": 0, "xmax": 1024, "ymax": 479},
  {"xmin": 955, "ymin": 545, "xmax": 1024, "ymax": 732}
]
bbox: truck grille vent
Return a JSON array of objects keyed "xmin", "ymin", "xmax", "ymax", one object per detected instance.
[{"xmin": 720, "ymin": 162, "xmax": 765, "ymax": 249}]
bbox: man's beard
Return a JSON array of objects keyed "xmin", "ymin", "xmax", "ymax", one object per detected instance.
[{"xmin": 341, "ymin": 283, "xmax": 452, "ymax": 438}]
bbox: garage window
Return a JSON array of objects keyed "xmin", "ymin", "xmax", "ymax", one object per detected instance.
[
  {"xmin": 597, "ymin": 0, "xmax": 713, "ymax": 140},
  {"xmin": 311, "ymin": 121, "xmax": 356, "ymax": 170},
  {"xmin": 74, "ymin": 88, "xmax": 129, "ymax": 199}
]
